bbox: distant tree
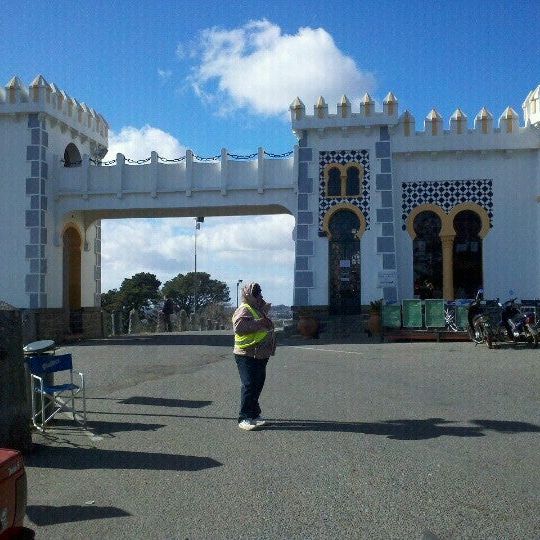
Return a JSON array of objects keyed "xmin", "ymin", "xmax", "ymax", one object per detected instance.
[
  {"xmin": 100, "ymin": 288, "xmax": 123, "ymax": 313},
  {"xmin": 101, "ymin": 272, "xmax": 162, "ymax": 323},
  {"xmin": 119, "ymin": 272, "xmax": 162, "ymax": 313},
  {"xmin": 162, "ymin": 272, "xmax": 230, "ymax": 313},
  {"xmin": 200, "ymin": 302, "xmax": 235, "ymax": 329}
]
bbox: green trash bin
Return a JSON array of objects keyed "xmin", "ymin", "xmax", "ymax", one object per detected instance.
[
  {"xmin": 402, "ymin": 300, "xmax": 423, "ymax": 328},
  {"xmin": 382, "ymin": 305, "xmax": 401, "ymax": 328},
  {"xmin": 425, "ymin": 299, "xmax": 445, "ymax": 328},
  {"xmin": 455, "ymin": 304, "xmax": 470, "ymax": 330}
]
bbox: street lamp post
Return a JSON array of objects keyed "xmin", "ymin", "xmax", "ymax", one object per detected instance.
[
  {"xmin": 194, "ymin": 217, "xmax": 204, "ymax": 315},
  {"xmin": 236, "ymin": 279, "xmax": 243, "ymax": 308}
]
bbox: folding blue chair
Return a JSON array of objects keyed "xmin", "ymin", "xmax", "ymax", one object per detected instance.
[{"xmin": 28, "ymin": 353, "xmax": 86, "ymax": 431}]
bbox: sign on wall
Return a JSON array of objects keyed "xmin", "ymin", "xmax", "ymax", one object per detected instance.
[{"xmin": 377, "ymin": 270, "xmax": 397, "ymax": 288}]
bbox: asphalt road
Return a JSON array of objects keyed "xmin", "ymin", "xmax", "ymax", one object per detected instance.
[{"xmin": 23, "ymin": 332, "xmax": 540, "ymax": 539}]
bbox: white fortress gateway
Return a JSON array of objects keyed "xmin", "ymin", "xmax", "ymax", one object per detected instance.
[{"xmin": 0, "ymin": 75, "xmax": 539, "ymax": 338}]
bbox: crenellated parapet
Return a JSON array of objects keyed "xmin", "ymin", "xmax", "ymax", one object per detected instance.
[
  {"xmin": 0, "ymin": 75, "xmax": 108, "ymax": 153},
  {"xmin": 290, "ymin": 92, "xmax": 400, "ymax": 130},
  {"xmin": 291, "ymin": 86, "xmax": 540, "ymax": 144},
  {"xmin": 523, "ymin": 85, "xmax": 540, "ymax": 127},
  {"xmin": 396, "ymin": 102, "xmax": 530, "ymax": 140},
  {"xmin": 53, "ymin": 146, "xmax": 297, "ymax": 203}
]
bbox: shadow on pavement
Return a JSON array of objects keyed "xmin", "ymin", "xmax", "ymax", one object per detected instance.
[
  {"xmin": 26, "ymin": 444, "xmax": 222, "ymax": 471},
  {"xmin": 471, "ymin": 419, "xmax": 540, "ymax": 432},
  {"xmin": 263, "ymin": 417, "xmax": 540, "ymax": 440},
  {"xmin": 77, "ymin": 411, "xmax": 540, "ymax": 441},
  {"xmin": 51, "ymin": 418, "xmax": 167, "ymax": 436},
  {"xmin": 118, "ymin": 396, "xmax": 212, "ymax": 408},
  {"xmin": 26, "ymin": 505, "xmax": 131, "ymax": 526},
  {"xmin": 74, "ymin": 333, "xmax": 233, "ymax": 347}
]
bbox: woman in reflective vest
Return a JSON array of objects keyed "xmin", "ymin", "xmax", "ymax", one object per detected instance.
[{"xmin": 232, "ymin": 282, "xmax": 276, "ymax": 431}]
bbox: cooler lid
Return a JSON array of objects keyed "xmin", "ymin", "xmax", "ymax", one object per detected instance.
[
  {"xmin": 23, "ymin": 340, "xmax": 56, "ymax": 355},
  {"xmin": 0, "ymin": 449, "xmax": 23, "ymax": 482}
]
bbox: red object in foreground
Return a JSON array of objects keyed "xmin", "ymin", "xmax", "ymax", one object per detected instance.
[{"xmin": 0, "ymin": 449, "xmax": 33, "ymax": 539}]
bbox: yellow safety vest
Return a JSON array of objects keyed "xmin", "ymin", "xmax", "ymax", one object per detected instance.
[{"xmin": 234, "ymin": 303, "xmax": 268, "ymax": 349}]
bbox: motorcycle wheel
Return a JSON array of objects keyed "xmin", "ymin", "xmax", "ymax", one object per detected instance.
[
  {"xmin": 485, "ymin": 330, "xmax": 494, "ymax": 349},
  {"xmin": 469, "ymin": 325, "xmax": 483, "ymax": 344}
]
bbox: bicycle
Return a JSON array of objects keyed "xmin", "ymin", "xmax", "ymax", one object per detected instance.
[{"xmin": 444, "ymin": 306, "xmax": 459, "ymax": 332}]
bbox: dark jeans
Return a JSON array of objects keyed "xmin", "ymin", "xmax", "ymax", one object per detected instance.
[
  {"xmin": 234, "ymin": 354, "xmax": 268, "ymax": 422},
  {"xmin": 163, "ymin": 313, "xmax": 172, "ymax": 332}
]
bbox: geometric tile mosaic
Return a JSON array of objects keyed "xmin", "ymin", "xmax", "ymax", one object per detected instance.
[
  {"xmin": 319, "ymin": 150, "xmax": 370, "ymax": 233},
  {"xmin": 400, "ymin": 179, "xmax": 493, "ymax": 230},
  {"xmin": 25, "ymin": 113, "xmax": 49, "ymax": 307}
]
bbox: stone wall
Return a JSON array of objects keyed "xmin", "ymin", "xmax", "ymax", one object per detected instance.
[
  {"xmin": 0, "ymin": 304, "xmax": 32, "ymax": 451},
  {"xmin": 81, "ymin": 307, "xmax": 104, "ymax": 339},
  {"xmin": 21, "ymin": 307, "xmax": 104, "ymax": 343}
]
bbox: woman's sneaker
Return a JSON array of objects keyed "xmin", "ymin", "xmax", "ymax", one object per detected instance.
[
  {"xmin": 254, "ymin": 416, "xmax": 267, "ymax": 426},
  {"xmin": 238, "ymin": 419, "xmax": 260, "ymax": 431}
]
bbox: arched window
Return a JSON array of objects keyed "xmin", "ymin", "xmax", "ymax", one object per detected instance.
[
  {"xmin": 327, "ymin": 167, "xmax": 341, "ymax": 196},
  {"xmin": 345, "ymin": 166, "xmax": 360, "ymax": 196},
  {"xmin": 64, "ymin": 143, "xmax": 82, "ymax": 167},
  {"xmin": 452, "ymin": 210, "xmax": 483, "ymax": 298},
  {"xmin": 413, "ymin": 211, "xmax": 443, "ymax": 298},
  {"xmin": 324, "ymin": 163, "xmax": 364, "ymax": 198}
]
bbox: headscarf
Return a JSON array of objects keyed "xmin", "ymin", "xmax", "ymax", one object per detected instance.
[{"xmin": 241, "ymin": 282, "xmax": 271, "ymax": 315}]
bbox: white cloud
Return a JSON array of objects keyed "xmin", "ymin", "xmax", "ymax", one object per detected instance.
[
  {"xmin": 190, "ymin": 19, "xmax": 376, "ymax": 117},
  {"xmin": 176, "ymin": 43, "xmax": 185, "ymax": 60},
  {"xmin": 157, "ymin": 68, "xmax": 172, "ymax": 83},
  {"xmin": 104, "ymin": 125, "xmax": 186, "ymax": 161}
]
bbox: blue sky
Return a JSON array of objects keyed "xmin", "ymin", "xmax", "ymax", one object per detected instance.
[{"xmin": 2, "ymin": 0, "xmax": 538, "ymax": 305}]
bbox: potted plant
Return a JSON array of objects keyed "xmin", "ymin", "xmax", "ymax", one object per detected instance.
[
  {"xmin": 297, "ymin": 309, "xmax": 320, "ymax": 339},
  {"xmin": 367, "ymin": 298, "xmax": 383, "ymax": 335}
]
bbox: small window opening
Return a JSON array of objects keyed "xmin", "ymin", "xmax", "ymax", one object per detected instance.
[{"xmin": 64, "ymin": 143, "xmax": 82, "ymax": 167}]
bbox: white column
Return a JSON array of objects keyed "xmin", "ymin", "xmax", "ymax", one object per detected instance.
[
  {"xmin": 185, "ymin": 150, "xmax": 193, "ymax": 196},
  {"xmin": 150, "ymin": 151, "xmax": 158, "ymax": 198},
  {"xmin": 115, "ymin": 153, "xmax": 124, "ymax": 199},
  {"xmin": 257, "ymin": 147, "xmax": 264, "ymax": 194},
  {"xmin": 220, "ymin": 148, "xmax": 228, "ymax": 195}
]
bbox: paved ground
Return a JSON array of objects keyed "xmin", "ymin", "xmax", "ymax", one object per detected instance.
[{"xmin": 23, "ymin": 332, "xmax": 539, "ymax": 539}]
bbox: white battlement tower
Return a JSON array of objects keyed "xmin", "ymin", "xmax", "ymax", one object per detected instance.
[
  {"xmin": 0, "ymin": 75, "xmax": 108, "ymax": 336},
  {"xmin": 288, "ymin": 86, "xmax": 540, "ymax": 310}
]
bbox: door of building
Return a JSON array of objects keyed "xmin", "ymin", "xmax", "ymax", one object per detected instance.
[
  {"xmin": 328, "ymin": 210, "xmax": 361, "ymax": 314},
  {"xmin": 63, "ymin": 226, "xmax": 83, "ymax": 333}
]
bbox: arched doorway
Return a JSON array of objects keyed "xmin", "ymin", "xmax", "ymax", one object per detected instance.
[
  {"xmin": 327, "ymin": 209, "xmax": 361, "ymax": 314},
  {"xmin": 452, "ymin": 210, "xmax": 483, "ymax": 298},
  {"xmin": 63, "ymin": 226, "xmax": 82, "ymax": 311},
  {"xmin": 412, "ymin": 211, "xmax": 443, "ymax": 298},
  {"xmin": 64, "ymin": 143, "xmax": 81, "ymax": 167}
]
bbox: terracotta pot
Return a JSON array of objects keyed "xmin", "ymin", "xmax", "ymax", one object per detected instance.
[
  {"xmin": 297, "ymin": 316, "xmax": 319, "ymax": 338},
  {"xmin": 367, "ymin": 313, "xmax": 382, "ymax": 335}
]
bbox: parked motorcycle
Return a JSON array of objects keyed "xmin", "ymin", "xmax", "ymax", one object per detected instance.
[
  {"xmin": 468, "ymin": 290, "xmax": 539, "ymax": 348},
  {"xmin": 497, "ymin": 297, "xmax": 538, "ymax": 348},
  {"xmin": 467, "ymin": 289, "xmax": 494, "ymax": 348}
]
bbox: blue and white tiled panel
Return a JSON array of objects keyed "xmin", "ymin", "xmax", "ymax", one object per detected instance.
[
  {"xmin": 400, "ymin": 179, "xmax": 494, "ymax": 229},
  {"xmin": 318, "ymin": 149, "xmax": 371, "ymax": 234},
  {"xmin": 25, "ymin": 113, "xmax": 48, "ymax": 308}
]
